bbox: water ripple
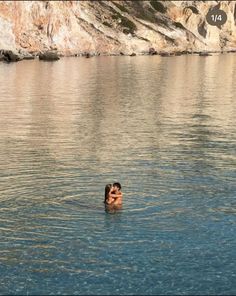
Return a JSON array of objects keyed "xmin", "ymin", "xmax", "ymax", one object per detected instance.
[{"xmin": 0, "ymin": 56, "xmax": 235, "ymax": 295}]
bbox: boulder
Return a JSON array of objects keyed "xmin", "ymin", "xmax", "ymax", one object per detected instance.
[
  {"xmin": 130, "ymin": 52, "xmax": 136, "ymax": 56},
  {"xmin": 81, "ymin": 52, "xmax": 91, "ymax": 58},
  {"xmin": 199, "ymin": 51, "xmax": 212, "ymax": 56},
  {"xmin": 38, "ymin": 51, "xmax": 60, "ymax": 61},
  {"xmin": 23, "ymin": 54, "xmax": 35, "ymax": 60},
  {"xmin": 181, "ymin": 50, "xmax": 192, "ymax": 55},
  {"xmin": 0, "ymin": 52, "xmax": 4, "ymax": 61},
  {"xmin": 174, "ymin": 51, "xmax": 183, "ymax": 56},
  {"xmin": 173, "ymin": 51, "xmax": 192, "ymax": 56},
  {"xmin": 0, "ymin": 50, "xmax": 23, "ymax": 62},
  {"xmin": 149, "ymin": 47, "xmax": 157, "ymax": 55},
  {"xmin": 159, "ymin": 52, "xmax": 171, "ymax": 57},
  {"xmin": 18, "ymin": 49, "xmax": 36, "ymax": 60}
]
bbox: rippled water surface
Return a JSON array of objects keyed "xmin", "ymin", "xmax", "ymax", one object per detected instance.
[{"xmin": 0, "ymin": 55, "xmax": 235, "ymax": 295}]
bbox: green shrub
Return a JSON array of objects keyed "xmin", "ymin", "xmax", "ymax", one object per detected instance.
[
  {"xmin": 120, "ymin": 16, "xmax": 137, "ymax": 33},
  {"xmin": 198, "ymin": 21, "xmax": 207, "ymax": 38},
  {"xmin": 174, "ymin": 22, "xmax": 185, "ymax": 30},
  {"xmin": 113, "ymin": 2, "xmax": 129, "ymax": 13},
  {"xmin": 186, "ymin": 6, "xmax": 199, "ymax": 14},
  {"xmin": 103, "ymin": 21, "xmax": 112, "ymax": 28},
  {"xmin": 112, "ymin": 11, "xmax": 137, "ymax": 34},
  {"xmin": 150, "ymin": 1, "xmax": 167, "ymax": 13}
]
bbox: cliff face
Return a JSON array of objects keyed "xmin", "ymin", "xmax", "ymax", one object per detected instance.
[{"xmin": 0, "ymin": 0, "xmax": 236, "ymax": 55}]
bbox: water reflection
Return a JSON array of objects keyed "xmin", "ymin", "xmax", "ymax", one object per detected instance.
[
  {"xmin": 0, "ymin": 55, "xmax": 235, "ymax": 295},
  {"xmin": 105, "ymin": 203, "xmax": 123, "ymax": 214}
]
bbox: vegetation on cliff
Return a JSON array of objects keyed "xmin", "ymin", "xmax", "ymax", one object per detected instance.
[{"xmin": 0, "ymin": 1, "xmax": 236, "ymax": 58}]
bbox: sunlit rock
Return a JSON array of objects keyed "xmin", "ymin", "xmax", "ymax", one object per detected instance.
[
  {"xmin": 38, "ymin": 51, "xmax": 60, "ymax": 61},
  {"xmin": 0, "ymin": 1, "xmax": 236, "ymax": 57}
]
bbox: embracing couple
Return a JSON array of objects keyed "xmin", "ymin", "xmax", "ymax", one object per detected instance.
[{"xmin": 104, "ymin": 182, "xmax": 123, "ymax": 206}]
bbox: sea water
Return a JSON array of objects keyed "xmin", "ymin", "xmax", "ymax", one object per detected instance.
[{"xmin": 0, "ymin": 55, "xmax": 235, "ymax": 294}]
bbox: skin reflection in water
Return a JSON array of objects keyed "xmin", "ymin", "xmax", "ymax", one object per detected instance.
[{"xmin": 105, "ymin": 203, "xmax": 122, "ymax": 214}]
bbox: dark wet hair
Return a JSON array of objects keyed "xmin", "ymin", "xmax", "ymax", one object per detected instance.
[
  {"xmin": 104, "ymin": 184, "xmax": 112, "ymax": 203},
  {"xmin": 113, "ymin": 182, "xmax": 121, "ymax": 190}
]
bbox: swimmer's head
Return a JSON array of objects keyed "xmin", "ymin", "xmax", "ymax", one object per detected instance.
[{"xmin": 113, "ymin": 182, "xmax": 121, "ymax": 191}]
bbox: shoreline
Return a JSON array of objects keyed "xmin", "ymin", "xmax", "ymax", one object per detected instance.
[{"xmin": 1, "ymin": 48, "xmax": 236, "ymax": 63}]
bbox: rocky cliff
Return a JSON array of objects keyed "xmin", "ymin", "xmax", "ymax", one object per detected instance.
[{"xmin": 0, "ymin": 0, "xmax": 236, "ymax": 56}]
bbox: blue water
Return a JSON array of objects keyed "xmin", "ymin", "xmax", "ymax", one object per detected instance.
[{"xmin": 0, "ymin": 55, "xmax": 235, "ymax": 294}]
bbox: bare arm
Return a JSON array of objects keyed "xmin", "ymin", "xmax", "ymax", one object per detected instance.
[
  {"xmin": 109, "ymin": 194, "xmax": 120, "ymax": 200},
  {"xmin": 113, "ymin": 194, "xmax": 122, "ymax": 205},
  {"xmin": 109, "ymin": 192, "xmax": 122, "ymax": 199},
  {"xmin": 106, "ymin": 196, "xmax": 115, "ymax": 204}
]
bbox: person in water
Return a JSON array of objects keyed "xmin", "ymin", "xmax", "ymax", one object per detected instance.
[
  {"xmin": 104, "ymin": 183, "xmax": 123, "ymax": 205},
  {"xmin": 112, "ymin": 182, "xmax": 122, "ymax": 205}
]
